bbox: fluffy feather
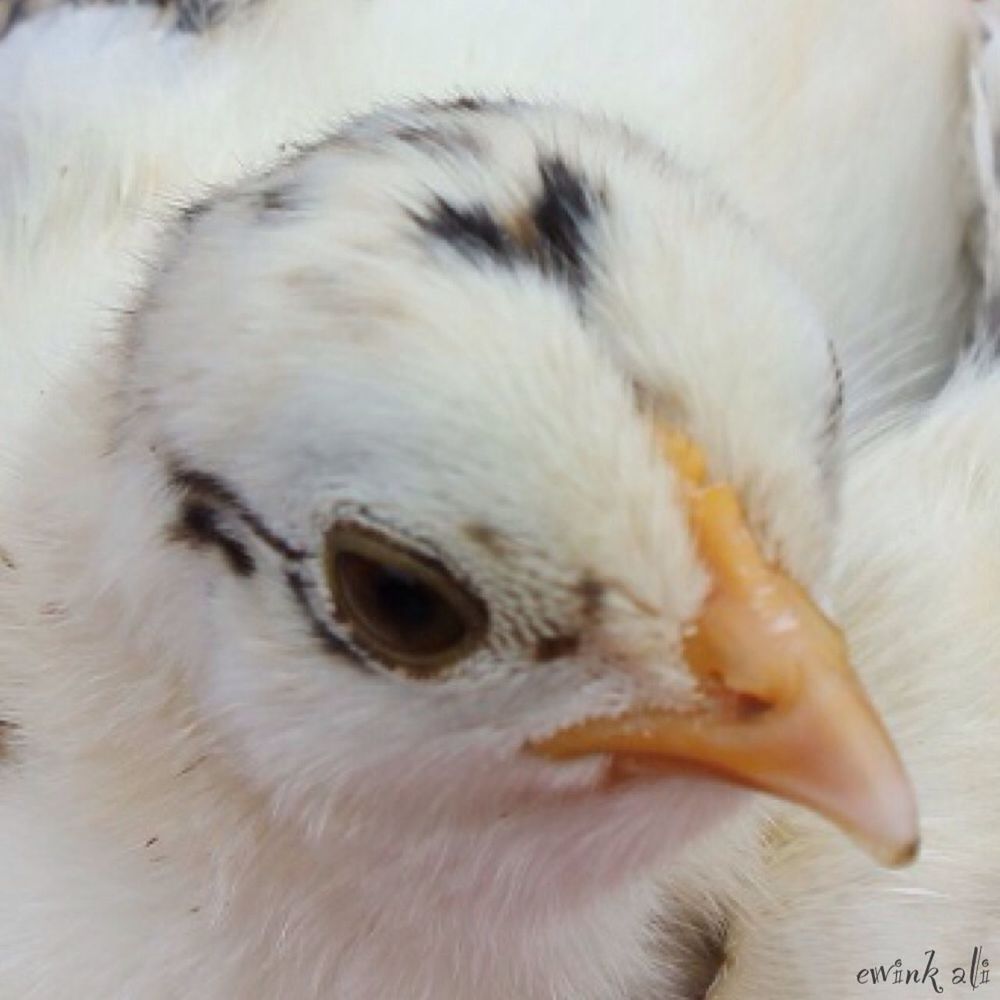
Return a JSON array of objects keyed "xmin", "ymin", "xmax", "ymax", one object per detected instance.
[
  {"xmin": 0, "ymin": 0, "xmax": 979, "ymax": 443},
  {"xmin": 0, "ymin": 3, "xmax": 987, "ymax": 998}
]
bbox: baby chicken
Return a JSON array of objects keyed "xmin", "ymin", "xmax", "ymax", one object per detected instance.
[
  {"xmin": 0, "ymin": 94, "xmax": 917, "ymax": 998},
  {"xmin": 0, "ymin": 1, "xmax": 987, "ymax": 996}
]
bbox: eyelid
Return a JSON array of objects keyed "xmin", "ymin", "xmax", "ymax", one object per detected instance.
[{"xmin": 323, "ymin": 521, "xmax": 490, "ymax": 677}]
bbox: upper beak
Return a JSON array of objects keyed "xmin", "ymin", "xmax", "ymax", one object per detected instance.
[{"xmin": 528, "ymin": 428, "xmax": 919, "ymax": 867}]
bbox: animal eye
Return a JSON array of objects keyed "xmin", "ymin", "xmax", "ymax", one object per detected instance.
[{"xmin": 324, "ymin": 525, "xmax": 488, "ymax": 678}]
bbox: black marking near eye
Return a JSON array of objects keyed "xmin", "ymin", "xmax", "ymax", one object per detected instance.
[
  {"xmin": 169, "ymin": 501, "xmax": 256, "ymax": 577},
  {"xmin": 285, "ymin": 570, "xmax": 367, "ymax": 666},
  {"xmin": 167, "ymin": 463, "xmax": 310, "ymax": 562}
]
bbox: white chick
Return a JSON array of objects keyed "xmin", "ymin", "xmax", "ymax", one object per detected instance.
[
  {"xmin": 2, "ymin": 0, "xmax": 986, "ymax": 995},
  {"xmin": 0, "ymin": 96, "xmax": 918, "ymax": 998}
]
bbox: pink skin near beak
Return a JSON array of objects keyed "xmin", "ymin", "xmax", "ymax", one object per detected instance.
[{"xmin": 529, "ymin": 428, "xmax": 919, "ymax": 867}]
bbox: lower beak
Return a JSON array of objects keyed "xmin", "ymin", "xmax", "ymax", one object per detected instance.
[{"xmin": 528, "ymin": 432, "xmax": 919, "ymax": 868}]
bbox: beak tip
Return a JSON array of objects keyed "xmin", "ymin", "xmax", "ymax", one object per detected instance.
[
  {"xmin": 828, "ymin": 749, "xmax": 921, "ymax": 869},
  {"xmin": 893, "ymin": 835, "xmax": 921, "ymax": 868},
  {"xmin": 846, "ymin": 773, "xmax": 920, "ymax": 868},
  {"xmin": 868, "ymin": 831, "xmax": 920, "ymax": 870},
  {"xmin": 876, "ymin": 757, "xmax": 922, "ymax": 865}
]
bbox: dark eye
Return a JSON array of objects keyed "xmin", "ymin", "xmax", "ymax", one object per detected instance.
[{"xmin": 324, "ymin": 524, "xmax": 488, "ymax": 678}]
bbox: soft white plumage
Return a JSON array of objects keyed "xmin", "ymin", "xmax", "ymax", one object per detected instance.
[
  {"xmin": 0, "ymin": 0, "xmax": 978, "ymax": 439},
  {"xmin": 0, "ymin": 3, "xmax": 987, "ymax": 998}
]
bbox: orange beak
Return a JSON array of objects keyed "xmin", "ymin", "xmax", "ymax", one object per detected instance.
[{"xmin": 529, "ymin": 428, "xmax": 919, "ymax": 867}]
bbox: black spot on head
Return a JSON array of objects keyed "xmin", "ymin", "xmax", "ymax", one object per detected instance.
[
  {"xmin": 169, "ymin": 500, "xmax": 256, "ymax": 578},
  {"xmin": 534, "ymin": 633, "xmax": 581, "ymax": 663},
  {"xmin": 415, "ymin": 197, "xmax": 514, "ymax": 264},
  {"xmin": 529, "ymin": 156, "xmax": 595, "ymax": 291},
  {"xmin": 413, "ymin": 153, "xmax": 599, "ymax": 301}
]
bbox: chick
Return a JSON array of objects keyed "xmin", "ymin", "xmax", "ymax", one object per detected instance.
[
  {"xmin": 0, "ymin": 95, "xmax": 919, "ymax": 998},
  {"xmin": 1, "ymin": 2, "xmax": 985, "ymax": 995}
]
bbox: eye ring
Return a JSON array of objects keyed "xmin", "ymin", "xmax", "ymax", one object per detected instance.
[{"xmin": 324, "ymin": 523, "xmax": 489, "ymax": 678}]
